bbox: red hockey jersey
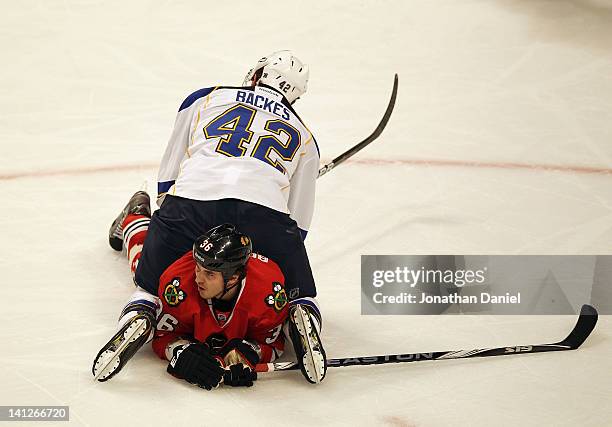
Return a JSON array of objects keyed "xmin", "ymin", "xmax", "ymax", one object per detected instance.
[{"xmin": 152, "ymin": 252, "xmax": 289, "ymax": 363}]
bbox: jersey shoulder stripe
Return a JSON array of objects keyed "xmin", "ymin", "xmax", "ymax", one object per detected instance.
[
  {"xmin": 178, "ymin": 87, "xmax": 218, "ymax": 111},
  {"xmin": 178, "ymin": 85, "xmax": 246, "ymax": 111}
]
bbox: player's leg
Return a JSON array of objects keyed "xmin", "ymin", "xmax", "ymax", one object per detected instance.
[
  {"xmin": 108, "ymin": 190, "xmax": 151, "ymax": 252},
  {"xmin": 94, "ymin": 194, "xmax": 200, "ymax": 381},
  {"xmin": 285, "ymin": 298, "xmax": 326, "ymax": 384},
  {"xmin": 92, "ymin": 287, "xmax": 160, "ymax": 381},
  {"xmin": 235, "ymin": 201, "xmax": 327, "ymax": 384},
  {"xmin": 133, "ymin": 195, "xmax": 212, "ymax": 294},
  {"xmin": 94, "ymin": 192, "xmax": 160, "ymax": 380}
]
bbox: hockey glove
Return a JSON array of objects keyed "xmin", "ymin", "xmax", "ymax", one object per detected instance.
[
  {"xmin": 219, "ymin": 338, "xmax": 260, "ymax": 368},
  {"xmin": 223, "ymin": 363, "xmax": 257, "ymax": 387},
  {"xmin": 167, "ymin": 343, "xmax": 225, "ymax": 390}
]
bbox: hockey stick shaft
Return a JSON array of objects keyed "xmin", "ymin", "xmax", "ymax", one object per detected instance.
[
  {"xmin": 256, "ymin": 304, "xmax": 597, "ymax": 373},
  {"xmin": 317, "ymin": 74, "xmax": 399, "ymax": 178}
]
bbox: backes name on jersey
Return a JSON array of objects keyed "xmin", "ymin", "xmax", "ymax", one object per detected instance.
[{"xmin": 236, "ymin": 91, "xmax": 290, "ymax": 120}]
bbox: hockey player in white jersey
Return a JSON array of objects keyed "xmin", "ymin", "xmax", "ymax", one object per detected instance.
[{"xmin": 93, "ymin": 51, "xmax": 326, "ymax": 385}]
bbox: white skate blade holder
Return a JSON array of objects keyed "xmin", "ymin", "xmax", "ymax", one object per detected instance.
[
  {"xmin": 292, "ymin": 305, "xmax": 326, "ymax": 384},
  {"xmin": 93, "ymin": 317, "xmax": 149, "ymax": 381}
]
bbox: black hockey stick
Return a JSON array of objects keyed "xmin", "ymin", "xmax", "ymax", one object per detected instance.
[
  {"xmin": 317, "ymin": 74, "xmax": 399, "ymax": 178},
  {"xmin": 256, "ymin": 304, "xmax": 597, "ymax": 373}
]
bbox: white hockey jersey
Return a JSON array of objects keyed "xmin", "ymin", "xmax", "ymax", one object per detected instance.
[{"xmin": 157, "ymin": 85, "xmax": 320, "ymax": 236}]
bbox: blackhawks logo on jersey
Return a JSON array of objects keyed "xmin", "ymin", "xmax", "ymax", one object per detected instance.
[
  {"xmin": 265, "ymin": 282, "xmax": 288, "ymax": 313},
  {"xmin": 163, "ymin": 278, "xmax": 186, "ymax": 307}
]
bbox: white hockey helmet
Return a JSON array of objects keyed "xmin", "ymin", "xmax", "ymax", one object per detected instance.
[{"xmin": 242, "ymin": 50, "xmax": 309, "ymax": 104}]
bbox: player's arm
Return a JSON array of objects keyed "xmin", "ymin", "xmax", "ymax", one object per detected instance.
[
  {"xmin": 152, "ymin": 309, "xmax": 198, "ymax": 360},
  {"xmin": 219, "ymin": 306, "xmax": 289, "ymax": 368},
  {"xmin": 156, "ymin": 108, "xmax": 191, "ymax": 207},
  {"xmin": 157, "ymin": 87, "xmax": 217, "ymax": 207},
  {"xmin": 214, "ymin": 316, "xmax": 286, "ymax": 388},
  {"xmin": 249, "ymin": 317, "xmax": 287, "ymax": 363},
  {"xmin": 287, "ymin": 133, "xmax": 320, "ymax": 239},
  {"xmin": 153, "ymin": 314, "xmax": 225, "ymax": 390}
]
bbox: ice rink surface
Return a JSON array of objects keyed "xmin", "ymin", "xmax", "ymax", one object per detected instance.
[{"xmin": 1, "ymin": 0, "xmax": 612, "ymax": 425}]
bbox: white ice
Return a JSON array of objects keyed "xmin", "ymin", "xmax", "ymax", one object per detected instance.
[{"xmin": 1, "ymin": 1, "xmax": 611, "ymax": 426}]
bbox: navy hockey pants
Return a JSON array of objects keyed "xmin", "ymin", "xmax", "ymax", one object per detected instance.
[{"xmin": 134, "ymin": 195, "xmax": 316, "ymax": 301}]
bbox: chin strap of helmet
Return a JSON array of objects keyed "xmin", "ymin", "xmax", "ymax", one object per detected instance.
[{"xmin": 215, "ymin": 268, "xmax": 245, "ymax": 300}]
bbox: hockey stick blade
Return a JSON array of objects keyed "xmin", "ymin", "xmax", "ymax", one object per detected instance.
[
  {"xmin": 256, "ymin": 304, "xmax": 598, "ymax": 373},
  {"xmin": 557, "ymin": 303, "xmax": 598, "ymax": 349},
  {"xmin": 318, "ymin": 73, "xmax": 399, "ymax": 178}
]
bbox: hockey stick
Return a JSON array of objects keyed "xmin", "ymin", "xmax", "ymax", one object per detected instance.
[
  {"xmin": 317, "ymin": 73, "xmax": 399, "ymax": 178},
  {"xmin": 256, "ymin": 304, "xmax": 598, "ymax": 373}
]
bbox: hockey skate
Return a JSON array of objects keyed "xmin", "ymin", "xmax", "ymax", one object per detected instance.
[
  {"xmin": 287, "ymin": 304, "xmax": 327, "ymax": 384},
  {"xmin": 108, "ymin": 190, "xmax": 151, "ymax": 251},
  {"xmin": 92, "ymin": 311, "xmax": 154, "ymax": 382}
]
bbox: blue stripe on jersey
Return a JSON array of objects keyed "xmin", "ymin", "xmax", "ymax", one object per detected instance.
[
  {"xmin": 178, "ymin": 87, "xmax": 216, "ymax": 111},
  {"xmin": 299, "ymin": 228, "xmax": 308, "ymax": 241},
  {"xmin": 158, "ymin": 180, "xmax": 175, "ymax": 195}
]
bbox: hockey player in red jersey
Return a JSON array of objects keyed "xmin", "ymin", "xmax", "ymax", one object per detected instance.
[
  {"xmin": 93, "ymin": 214, "xmax": 288, "ymax": 389},
  {"xmin": 156, "ymin": 225, "xmax": 288, "ymax": 389}
]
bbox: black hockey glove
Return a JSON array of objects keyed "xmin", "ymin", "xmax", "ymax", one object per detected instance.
[
  {"xmin": 219, "ymin": 338, "xmax": 260, "ymax": 368},
  {"xmin": 223, "ymin": 363, "xmax": 257, "ymax": 387},
  {"xmin": 167, "ymin": 343, "xmax": 225, "ymax": 390}
]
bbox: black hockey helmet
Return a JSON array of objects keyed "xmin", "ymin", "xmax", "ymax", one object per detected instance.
[{"xmin": 193, "ymin": 223, "xmax": 252, "ymax": 283}]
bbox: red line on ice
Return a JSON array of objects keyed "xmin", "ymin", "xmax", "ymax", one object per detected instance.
[
  {"xmin": 353, "ymin": 158, "xmax": 612, "ymax": 175},
  {"xmin": 0, "ymin": 162, "xmax": 159, "ymax": 181},
  {"xmin": 1, "ymin": 158, "xmax": 611, "ymax": 181}
]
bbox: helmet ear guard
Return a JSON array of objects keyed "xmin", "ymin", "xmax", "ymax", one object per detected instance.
[{"xmin": 245, "ymin": 68, "xmax": 264, "ymax": 87}]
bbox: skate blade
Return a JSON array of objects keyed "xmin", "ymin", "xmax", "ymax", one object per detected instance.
[
  {"xmin": 93, "ymin": 318, "xmax": 148, "ymax": 382},
  {"xmin": 292, "ymin": 306, "xmax": 325, "ymax": 383}
]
